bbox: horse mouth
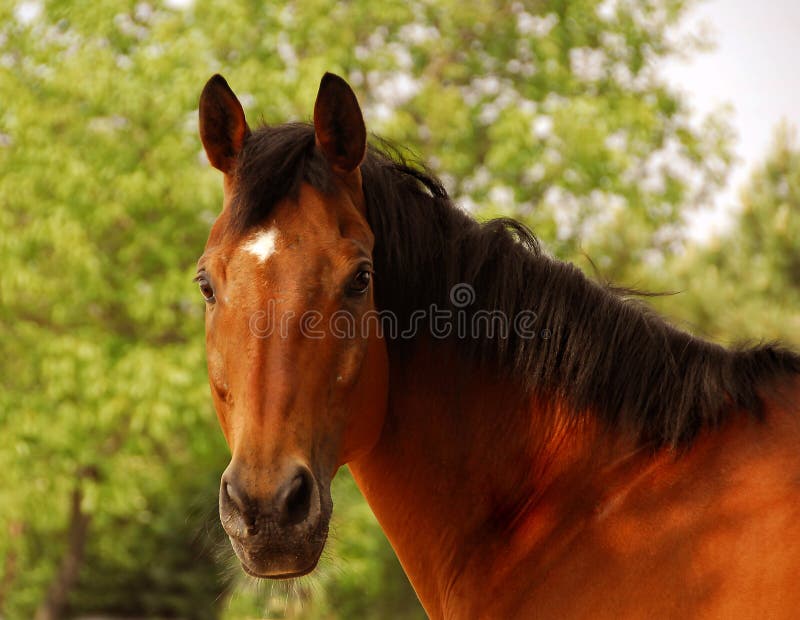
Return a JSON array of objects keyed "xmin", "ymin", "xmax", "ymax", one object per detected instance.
[
  {"xmin": 239, "ymin": 556, "xmax": 321, "ymax": 580},
  {"xmin": 229, "ymin": 525, "xmax": 328, "ymax": 580}
]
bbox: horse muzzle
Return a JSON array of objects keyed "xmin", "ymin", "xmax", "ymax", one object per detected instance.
[{"xmin": 219, "ymin": 461, "xmax": 331, "ymax": 578}]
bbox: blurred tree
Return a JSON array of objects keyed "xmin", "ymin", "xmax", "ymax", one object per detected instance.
[
  {"xmin": 0, "ymin": 0, "xmax": 747, "ymax": 618},
  {"xmin": 651, "ymin": 124, "xmax": 800, "ymax": 346},
  {"xmin": 0, "ymin": 0, "xmax": 238, "ymax": 616}
]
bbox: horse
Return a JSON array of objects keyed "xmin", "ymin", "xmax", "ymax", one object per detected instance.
[{"xmin": 195, "ymin": 72, "xmax": 800, "ymax": 618}]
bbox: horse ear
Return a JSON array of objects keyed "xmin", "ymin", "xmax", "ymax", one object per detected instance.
[
  {"xmin": 199, "ymin": 74, "xmax": 250, "ymax": 174},
  {"xmin": 313, "ymin": 73, "xmax": 366, "ymax": 174}
]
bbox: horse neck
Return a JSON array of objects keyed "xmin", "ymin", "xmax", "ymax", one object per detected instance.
[{"xmin": 348, "ymin": 337, "xmax": 631, "ymax": 616}]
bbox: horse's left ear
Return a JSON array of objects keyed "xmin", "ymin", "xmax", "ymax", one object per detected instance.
[{"xmin": 313, "ymin": 73, "xmax": 366, "ymax": 175}]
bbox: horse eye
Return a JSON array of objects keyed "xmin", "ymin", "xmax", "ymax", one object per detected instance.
[
  {"xmin": 348, "ymin": 270, "xmax": 371, "ymax": 296},
  {"xmin": 196, "ymin": 276, "xmax": 216, "ymax": 303}
]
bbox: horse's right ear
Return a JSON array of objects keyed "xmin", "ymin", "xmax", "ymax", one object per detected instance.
[{"xmin": 199, "ymin": 74, "xmax": 250, "ymax": 174}]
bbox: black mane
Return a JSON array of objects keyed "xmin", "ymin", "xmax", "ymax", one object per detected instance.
[{"xmin": 231, "ymin": 122, "xmax": 800, "ymax": 446}]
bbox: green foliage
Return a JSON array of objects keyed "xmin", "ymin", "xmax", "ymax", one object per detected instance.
[
  {"xmin": 1, "ymin": 0, "xmax": 791, "ymax": 619},
  {"xmin": 0, "ymin": 1, "xmax": 235, "ymax": 615},
  {"xmin": 650, "ymin": 124, "xmax": 800, "ymax": 346}
]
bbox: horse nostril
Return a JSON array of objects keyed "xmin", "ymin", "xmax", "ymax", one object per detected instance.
[
  {"xmin": 224, "ymin": 481, "xmax": 246, "ymax": 513},
  {"xmin": 222, "ymin": 465, "xmax": 318, "ymax": 534},
  {"xmin": 279, "ymin": 468, "xmax": 314, "ymax": 526},
  {"xmin": 220, "ymin": 477, "xmax": 258, "ymax": 535}
]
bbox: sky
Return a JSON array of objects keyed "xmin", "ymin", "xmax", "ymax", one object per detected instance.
[{"xmin": 663, "ymin": 0, "xmax": 800, "ymax": 241}]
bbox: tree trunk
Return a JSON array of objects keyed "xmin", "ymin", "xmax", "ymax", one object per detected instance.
[
  {"xmin": 0, "ymin": 520, "xmax": 25, "ymax": 612},
  {"xmin": 34, "ymin": 474, "xmax": 93, "ymax": 620}
]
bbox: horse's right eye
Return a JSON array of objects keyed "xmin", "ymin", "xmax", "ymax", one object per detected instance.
[{"xmin": 195, "ymin": 275, "xmax": 216, "ymax": 303}]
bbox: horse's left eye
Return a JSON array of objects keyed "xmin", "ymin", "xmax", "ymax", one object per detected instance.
[{"xmin": 348, "ymin": 270, "xmax": 371, "ymax": 296}]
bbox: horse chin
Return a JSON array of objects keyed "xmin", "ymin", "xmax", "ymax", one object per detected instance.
[
  {"xmin": 229, "ymin": 525, "xmax": 329, "ymax": 580},
  {"xmin": 239, "ymin": 558, "xmax": 320, "ymax": 580}
]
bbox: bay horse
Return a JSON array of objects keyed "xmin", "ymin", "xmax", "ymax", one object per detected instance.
[{"xmin": 196, "ymin": 72, "xmax": 800, "ymax": 618}]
